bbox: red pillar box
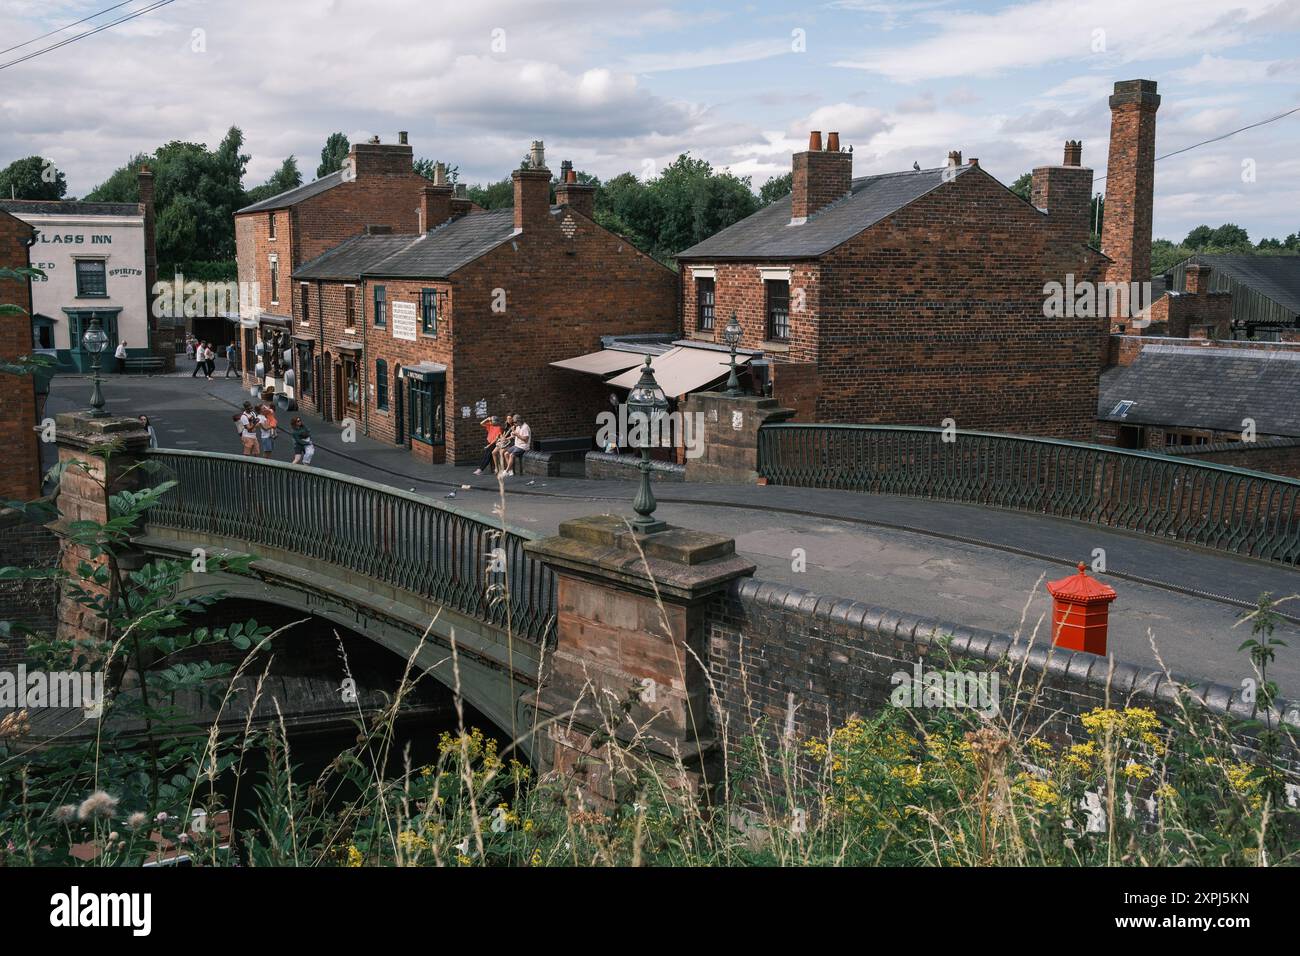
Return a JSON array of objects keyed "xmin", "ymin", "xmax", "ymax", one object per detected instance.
[{"xmin": 1046, "ymin": 562, "xmax": 1117, "ymax": 655}]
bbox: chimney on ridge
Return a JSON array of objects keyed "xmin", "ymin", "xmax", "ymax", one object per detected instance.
[
  {"xmin": 1031, "ymin": 139, "xmax": 1093, "ymax": 247},
  {"xmin": 513, "ymin": 140, "xmax": 552, "ymax": 232},
  {"xmin": 348, "ymin": 134, "xmax": 415, "ymax": 178},
  {"xmin": 791, "ymin": 130, "xmax": 852, "ymax": 224},
  {"xmin": 1184, "ymin": 262, "xmax": 1210, "ymax": 295},
  {"xmin": 555, "ymin": 160, "xmax": 596, "ymax": 219},
  {"xmin": 420, "ymin": 162, "xmax": 454, "ymax": 232},
  {"xmin": 1101, "ymin": 79, "xmax": 1160, "ymax": 296}
]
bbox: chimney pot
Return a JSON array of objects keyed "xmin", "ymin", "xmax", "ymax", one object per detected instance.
[
  {"xmin": 967, "ymin": 157, "xmax": 979, "ymax": 168},
  {"xmin": 529, "ymin": 140, "xmax": 546, "ymax": 169},
  {"xmin": 808, "ymin": 131, "xmax": 822, "ymax": 151},
  {"xmin": 826, "ymin": 131, "xmax": 840, "ymax": 152},
  {"xmin": 1063, "ymin": 140, "xmax": 1082, "ymax": 166},
  {"xmin": 398, "ymin": 131, "xmax": 408, "ymax": 145},
  {"xmin": 947, "ymin": 150, "xmax": 962, "ymax": 167},
  {"xmin": 791, "ymin": 132, "xmax": 852, "ymax": 221}
]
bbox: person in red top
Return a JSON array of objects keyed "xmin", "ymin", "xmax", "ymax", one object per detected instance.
[{"xmin": 474, "ymin": 415, "xmax": 505, "ymax": 475}]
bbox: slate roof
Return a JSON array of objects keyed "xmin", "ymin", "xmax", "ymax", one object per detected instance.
[
  {"xmin": 1186, "ymin": 255, "xmax": 1300, "ymax": 316},
  {"xmin": 675, "ymin": 165, "xmax": 971, "ymax": 260},
  {"xmin": 293, "ymin": 207, "xmax": 540, "ymax": 281},
  {"xmin": 1097, "ymin": 343, "xmax": 1300, "ymax": 437},
  {"xmin": 0, "ymin": 199, "xmax": 141, "ymax": 217},
  {"xmin": 237, "ymin": 170, "xmax": 346, "ymax": 214}
]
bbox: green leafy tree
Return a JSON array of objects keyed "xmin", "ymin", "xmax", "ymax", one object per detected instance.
[
  {"xmin": 1184, "ymin": 224, "xmax": 1215, "ymax": 249},
  {"xmin": 1009, "ymin": 172, "xmax": 1032, "ymax": 201},
  {"xmin": 1210, "ymin": 223, "xmax": 1250, "ymax": 248},
  {"xmin": 317, "ymin": 132, "xmax": 350, "ymax": 179},
  {"xmin": 465, "ymin": 178, "xmax": 514, "ymax": 210},
  {"xmin": 0, "ymin": 155, "xmax": 68, "ymax": 200},
  {"xmin": 759, "ymin": 172, "xmax": 793, "ymax": 206},
  {"xmin": 84, "ymin": 128, "xmax": 249, "ymax": 271},
  {"xmin": 414, "ymin": 158, "xmax": 459, "ymax": 184},
  {"xmin": 242, "ymin": 155, "xmax": 304, "ymax": 206}
]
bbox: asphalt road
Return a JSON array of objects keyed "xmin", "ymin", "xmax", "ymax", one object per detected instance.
[{"xmin": 45, "ymin": 369, "xmax": 1300, "ymax": 696}]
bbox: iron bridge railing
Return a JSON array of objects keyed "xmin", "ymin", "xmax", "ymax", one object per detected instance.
[
  {"xmin": 143, "ymin": 450, "xmax": 557, "ymax": 644},
  {"xmin": 757, "ymin": 424, "xmax": 1300, "ymax": 565}
]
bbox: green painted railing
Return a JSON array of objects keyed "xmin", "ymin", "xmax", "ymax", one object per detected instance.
[
  {"xmin": 758, "ymin": 424, "xmax": 1300, "ymax": 564},
  {"xmin": 143, "ymin": 450, "xmax": 557, "ymax": 644}
]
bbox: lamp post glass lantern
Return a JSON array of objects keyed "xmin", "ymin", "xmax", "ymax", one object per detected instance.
[
  {"xmin": 627, "ymin": 354, "xmax": 669, "ymax": 534},
  {"xmin": 82, "ymin": 316, "xmax": 109, "ymax": 417},
  {"xmin": 723, "ymin": 313, "xmax": 743, "ymax": 397}
]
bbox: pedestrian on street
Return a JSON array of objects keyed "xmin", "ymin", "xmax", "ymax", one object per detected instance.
[
  {"xmin": 255, "ymin": 400, "xmax": 276, "ymax": 459},
  {"xmin": 290, "ymin": 417, "xmax": 315, "ymax": 466},
  {"xmin": 203, "ymin": 342, "xmax": 215, "ymax": 380},
  {"xmin": 139, "ymin": 415, "xmax": 158, "ymax": 448},
  {"xmin": 225, "ymin": 342, "xmax": 237, "ymax": 378},
  {"xmin": 114, "ymin": 340, "xmax": 128, "ymax": 372},
  {"xmin": 191, "ymin": 341, "xmax": 205, "ymax": 378},
  {"xmin": 185, "ymin": 337, "xmax": 195, "ymax": 361},
  {"xmin": 236, "ymin": 404, "xmax": 259, "ymax": 456}
]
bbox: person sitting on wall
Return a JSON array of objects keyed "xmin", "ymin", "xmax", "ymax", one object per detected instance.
[
  {"xmin": 473, "ymin": 415, "xmax": 504, "ymax": 476},
  {"xmin": 501, "ymin": 415, "xmax": 532, "ymax": 477}
]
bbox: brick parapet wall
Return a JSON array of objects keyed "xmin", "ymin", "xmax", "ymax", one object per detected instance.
[
  {"xmin": 706, "ymin": 575, "xmax": 1297, "ymax": 761},
  {"xmin": 0, "ymin": 504, "xmax": 60, "ymax": 668}
]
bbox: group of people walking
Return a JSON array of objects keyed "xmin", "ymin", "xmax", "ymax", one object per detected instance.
[
  {"xmin": 234, "ymin": 398, "xmax": 314, "ymax": 465},
  {"xmin": 186, "ymin": 336, "xmax": 238, "ymax": 379},
  {"xmin": 473, "ymin": 414, "xmax": 532, "ymax": 477}
]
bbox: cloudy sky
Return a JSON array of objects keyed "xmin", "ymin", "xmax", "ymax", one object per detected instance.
[{"xmin": 2, "ymin": 0, "xmax": 1298, "ymax": 241}]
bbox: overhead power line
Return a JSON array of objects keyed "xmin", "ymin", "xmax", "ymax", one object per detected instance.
[
  {"xmin": 0, "ymin": 0, "xmax": 140, "ymax": 57},
  {"xmin": 0, "ymin": 0, "xmax": 178, "ymax": 72}
]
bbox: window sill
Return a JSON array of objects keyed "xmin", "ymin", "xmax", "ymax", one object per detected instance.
[
  {"xmin": 344, "ymin": 328, "xmax": 357, "ymax": 334},
  {"xmin": 761, "ymin": 340, "xmax": 790, "ymax": 352},
  {"xmin": 75, "ymin": 293, "xmax": 109, "ymax": 300},
  {"xmin": 690, "ymin": 331, "xmax": 716, "ymax": 341}
]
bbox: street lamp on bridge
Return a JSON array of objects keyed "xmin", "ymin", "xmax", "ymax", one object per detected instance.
[
  {"xmin": 81, "ymin": 316, "xmax": 109, "ymax": 418},
  {"xmin": 627, "ymin": 354, "xmax": 669, "ymax": 535}
]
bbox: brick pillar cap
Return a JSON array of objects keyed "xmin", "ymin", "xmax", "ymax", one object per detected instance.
[{"xmin": 1047, "ymin": 562, "xmax": 1117, "ymax": 604}]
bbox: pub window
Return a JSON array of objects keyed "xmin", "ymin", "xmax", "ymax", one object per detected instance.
[
  {"xmin": 268, "ymin": 211, "xmax": 277, "ymax": 239},
  {"xmin": 75, "ymin": 260, "xmax": 107, "ymax": 297},
  {"xmin": 344, "ymin": 286, "xmax": 356, "ymax": 328},
  {"xmin": 376, "ymin": 359, "xmax": 389, "ymax": 410},
  {"xmin": 269, "ymin": 257, "xmax": 279, "ymax": 304},
  {"xmin": 373, "ymin": 284, "xmax": 387, "ymax": 327},
  {"xmin": 299, "ymin": 283, "xmax": 310, "ymax": 324},
  {"xmin": 421, "ymin": 288, "xmax": 438, "ymax": 336},
  {"xmin": 765, "ymin": 279, "xmax": 790, "ymax": 342},
  {"xmin": 408, "ymin": 375, "xmax": 445, "ymax": 445},
  {"xmin": 697, "ymin": 277, "xmax": 715, "ymax": 331}
]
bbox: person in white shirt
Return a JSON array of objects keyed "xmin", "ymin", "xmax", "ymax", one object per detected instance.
[
  {"xmin": 236, "ymin": 403, "xmax": 259, "ymax": 456},
  {"xmin": 114, "ymin": 340, "xmax": 127, "ymax": 371},
  {"xmin": 191, "ymin": 341, "xmax": 206, "ymax": 378},
  {"xmin": 501, "ymin": 415, "xmax": 532, "ymax": 476}
]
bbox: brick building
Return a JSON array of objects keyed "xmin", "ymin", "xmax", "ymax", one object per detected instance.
[
  {"xmin": 233, "ymin": 133, "xmax": 433, "ymax": 398},
  {"xmin": 675, "ymin": 135, "xmax": 1111, "ymax": 438},
  {"xmin": 0, "ymin": 209, "xmax": 42, "ymax": 501},
  {"xmin": 291, "ymin": 145, "xmax": 678, "ymax": 464}
]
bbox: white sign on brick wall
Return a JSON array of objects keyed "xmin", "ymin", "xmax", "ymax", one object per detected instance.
[{"xmin": 391, "ymin": 300, "xmax": 417, "ymax": 342}]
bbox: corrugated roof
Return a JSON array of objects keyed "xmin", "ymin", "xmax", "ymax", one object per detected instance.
[
  {"xmin": 676, "ymin": 165, "xmax": 971, "ymax": 260},
  {"xmin": 1098, "ymin": 344, "xmax": 1300, "ymax": 437},
  {"xmin": 237, "ymin": 170, "xmax": 346, "ymax": 214},
  {"xmin": 0, "ymin": 199, "xmax": 141, "ymax": 217},
  {"xmin": 1188, "ymin": 255, "xmax": 1300, "ymax": 316}
]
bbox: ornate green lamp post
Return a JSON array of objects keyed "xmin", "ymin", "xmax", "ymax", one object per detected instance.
[
  {"xmin": 722, "ymin": 313, "xmax": 744, "ymax": 397},
  {"xmin": 627, "ymin": 354, "xmax": 669, "ymax": 535},
  {"xmin": 82, "ymin": 316, "xmax": 110, "ymax": 418}
]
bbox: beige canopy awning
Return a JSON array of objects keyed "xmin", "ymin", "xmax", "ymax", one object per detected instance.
[
  {"xmin": 605, "ymin": 346, "xmax": 749, "ymax": 398},
  {"xmin": 550, "ymin": 348, "xmax": 648, "ymax": 377}
]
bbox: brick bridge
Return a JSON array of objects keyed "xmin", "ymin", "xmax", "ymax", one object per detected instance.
[{"xmin": 51, "ymin": 412, "xmax": 1299, "ymax": 797}]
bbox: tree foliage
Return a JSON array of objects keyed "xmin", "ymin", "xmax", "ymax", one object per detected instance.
[
  {"xmin": 0, "ymin": 155, "xmax": 68, "ymax": 201},
  {"xmin": 317, "ymin": 132, "xmax": 350, "ymax": 179},
  {"xmin": 83, "ymin": 127, "xmax": 250, "ymax": 272}
]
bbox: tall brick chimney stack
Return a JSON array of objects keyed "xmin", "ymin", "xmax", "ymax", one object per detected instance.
[
  {"xmin": 791, "ymin": 130, "xmax": 852, "ymax": 224},
  {"xmin": 555, "ymin": 160, "xmax": 596, "ymax": 219},
  {"xmin": 1031, "ymin": 140, "xmax": 1093, "ymax": 247},
  {"xmin": 1101, "ymin": 79, "xmax": 1160, "ymax": 295},
  {"xmin": 420, "ymin": 162, "xmax": 454, "ymax": 232},
  {"xmin": 513, "ymin": 140, "xmax": 552, "ymax": 232}
]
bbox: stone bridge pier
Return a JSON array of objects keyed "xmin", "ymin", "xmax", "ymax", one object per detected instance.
[{"xmin": 525, "ymin": 516, "xmax": 754, "ymax": 802}]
